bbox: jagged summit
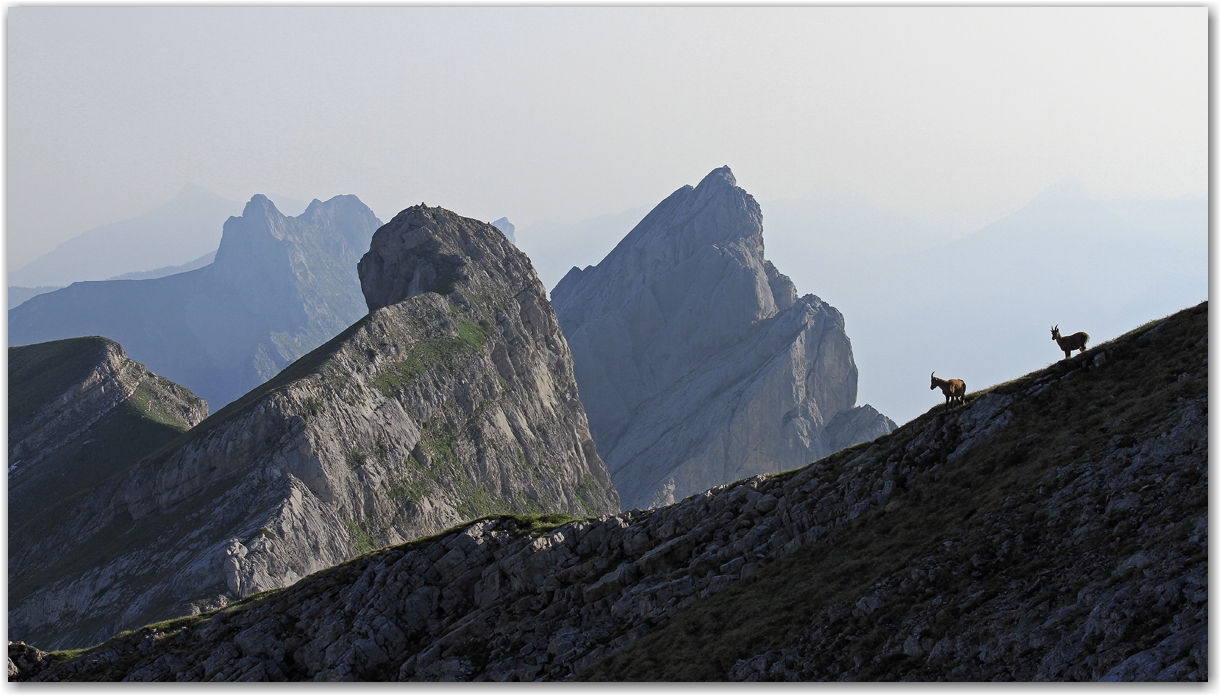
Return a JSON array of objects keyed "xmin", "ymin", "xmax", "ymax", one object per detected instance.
[
  {"xmin": 563, "ymin": 166, "xmax": 759, "ymax": 294},
  {"xmin": 551, "ymin": 167, "xmax": 894, "ymax": 510},
  {"xmin": 10, "ymin": 194, "xmax": 382, "ymax": 408}
]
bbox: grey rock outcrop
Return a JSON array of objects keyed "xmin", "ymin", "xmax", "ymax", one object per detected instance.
[
  {"xmin": 9, "ymin": 336, "xmax": 208, "ymax": 528},
  {"xmin": 9, "ymin": 194, "xmax": 382, "ymax": 409},
  {"xmin": 9, "ymin": 302, "xmax": 1206, "ymax": 682},
  {"xmin": 551, "ymin": 166, "xmax": 895, "ymax": 510},
  {"xmin": 9, "ymin": 204, "xmax": 618, "ymax": 650}
]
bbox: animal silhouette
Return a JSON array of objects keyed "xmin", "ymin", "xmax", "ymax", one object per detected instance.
[
  {"xmin": 1051, "ymin": 325, "xmax": 1089, "ymax": 359},
  {"xmin": 930, "ymin": 372, "xmax": 966, "ymax": 407}
]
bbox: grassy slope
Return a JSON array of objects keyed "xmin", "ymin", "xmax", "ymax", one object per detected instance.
[
  {"xmin": 582, "ymin": 301, "xmax": 1207, "ymax": 680},
  {"xmin": 9, "ymin": 336, "xmax": 115, "ymax": 431},
  {"xmin": 10, "ymin": 295, "xmax": 494, "ymax": 631},
  {"xmin": 8, "ymin": 338, "xmax": 202, "ymax": 528},
  {"xmin": 9, "ymin": 316, "xmax": 372, "ymax": 560}
]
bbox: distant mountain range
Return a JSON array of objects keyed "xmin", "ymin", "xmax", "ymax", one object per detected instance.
[
  {"xmin": 760, "ymin": 182, "xmax": 963, "ymax": 256},
  {"xmin": 105, "ymin": 250, "xmax": 218, "ymax": 281},
  {"xmin": 7, "ymin": 286, "xmax": 62, "ymax": 311},
  {"xmin": 9, "ymin": 251, "xmax": 223, "ymax": 311},
  {"xmin": 9, "ymin": 195, "xmax": 382, "ymax": 410},
  {"xmin": 763, "ymin": 177, "xmax": 1207, "ymax": 424},
  {"xmin": 9, "ymin": 186, "xmax": 311, "ymax": 289},
  {"xmin": 9, "ymin": 186, "xmax": 242, "ymax": 287}
]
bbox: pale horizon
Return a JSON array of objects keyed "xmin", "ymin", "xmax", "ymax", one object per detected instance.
[{"xmin": 7, "ymin": 6, "xmax": 1208, "ymax": 269}]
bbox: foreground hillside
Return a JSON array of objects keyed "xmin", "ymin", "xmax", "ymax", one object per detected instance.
[
  {"xmin": 9, "ymin": 205, "xmax": 618, "ymax": 650},
  {"xmin": 9, "ymin": 302, "xmax": 1206, "ymax": 681}
]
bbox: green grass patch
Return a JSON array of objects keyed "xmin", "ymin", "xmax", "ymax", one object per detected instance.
[
  {"xmin": 388, "ymin": 469, "xmax": 433, "ymax": 506},
  {"xmin": 452, "ymin": 477, "xmax": 510, "ymax": 519},
  {"xmin": 346, "ymin": 448, "xmax": 369, "ymax": 469},
  {"xmin": 372, "ymin": 320, "xmax": 490, "ymax": 398},
  {"xmin": 126, "ymin": 381, "xmax": 194, "ymax": 430},
  {"xmin": 346, "ymin": 521, "xmax": 378, "ymax": 555}
]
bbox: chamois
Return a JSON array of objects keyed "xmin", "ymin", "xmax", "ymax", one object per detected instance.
[
  {"xmin": 1051, "ymin": 325, "xmax": 1089, "ymax": 360},
  {"xmin": 930, "ymin": 372, "xmax": 966, "ymax": 406}
]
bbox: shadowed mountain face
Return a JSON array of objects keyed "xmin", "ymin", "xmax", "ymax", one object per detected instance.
[
  {"xmin": 11, "ymin": 302, "xmax": 1205, "ymax": 683},
  {"xmin": 8, "ymin": 336, "xmax": 208, "ymax": 530},
  {"xmin": 550, "ymin": 167, "xmax": 894, "ymax": 510},
  {"xmin": 8, "ymin": 195, "xmax": 382, "ymax": 409},
  {"xmin": 8, "ymin": 203, "xmax": 618, "ymax": 651}
]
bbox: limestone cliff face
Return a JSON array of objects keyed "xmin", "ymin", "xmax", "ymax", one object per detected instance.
[
  {"xmin": 8, "ymin": 336, "xmax": 208, "ymax": 528},
  {"xmin": 8, "ymin": 195, "xmax": 382, "ymax": 409},
  {"xmin": 551, "ymin": 167, "xmax": 895, "ymax": 510},
  {"xmin": 9, "ymin": 205, "xmax": 618, "ymax": 650}
]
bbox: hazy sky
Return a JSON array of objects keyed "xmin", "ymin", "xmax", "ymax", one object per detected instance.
[{"xmin": 7, "ymin": 6, "xmax": 1207, "ymax": 268}]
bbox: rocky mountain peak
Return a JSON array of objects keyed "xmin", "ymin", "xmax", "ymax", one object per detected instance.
[
  {"xmin": 551, "ymin": 167, "xmax": 894, "ymax": 509},
  {"xmin": 491, "ymin": 217, "xmax": 516, "ymax": 244},
  {"xmin": 9, "ymin": 200, "xmax": 617, "ymax": 650},
  {"xmin": 610, "ymin": 165, "xmax": 762, "ymax": 273},
  {"xmin": 359, "ymin": 204, "xmax": 537, "ymax": 313}
]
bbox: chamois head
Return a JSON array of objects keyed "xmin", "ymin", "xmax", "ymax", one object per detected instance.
[
  {"xmin": 1051, "ymin": 325, "xmax": 1061, "ymax": 341},
  {"xmin": 929, "ymin": 371, "xmax": 940, "ymax": 390}
]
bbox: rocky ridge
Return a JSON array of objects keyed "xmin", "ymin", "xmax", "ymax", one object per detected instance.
[
  {"xmin": 551, "ymin": 166, "xmax": 894, "ymax": 510},
  {"xmin": 9, "ymin": 336, "xmax": 208, "ymax": 528},
  {"xmin": 10, "ymin": 303, "xmax": 1204, "ymax": 681},
  {"xmin": 9, "ymin": 205, "xmax": 618, "ymax": 650},
  {"xmin": 9, "ymin": 194, "xmax": 382, "ymax": 409}
]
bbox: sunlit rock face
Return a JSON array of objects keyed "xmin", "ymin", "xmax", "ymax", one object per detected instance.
[
  {"xmin": 551, "ymin": 166, "xmax": 895, "ymax": 510},
  {"xmin": 8, "ymin": 204, "xmax": 618, "ymax": 651}
]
